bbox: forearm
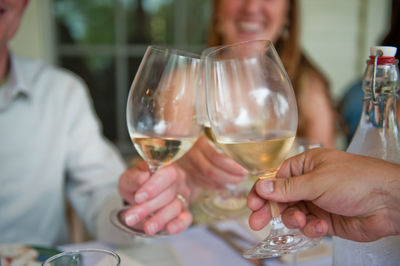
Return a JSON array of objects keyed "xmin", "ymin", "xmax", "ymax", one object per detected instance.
[{"xmin": 384, "ymin": 162, "xmax": 400, "ymax": 236}]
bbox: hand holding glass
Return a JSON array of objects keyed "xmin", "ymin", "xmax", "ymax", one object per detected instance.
[
  {"xmin": 205, "ymin": 40, "xmax": 319, "ymax": 258},
  {"xmin": 110, "ymin": 46, "xmax": 201, "ymax": 237}
]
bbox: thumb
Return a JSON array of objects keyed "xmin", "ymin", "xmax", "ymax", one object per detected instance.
[{"xmin": 255, "ymin": 174, "xmax": 319, "ymax": 203}]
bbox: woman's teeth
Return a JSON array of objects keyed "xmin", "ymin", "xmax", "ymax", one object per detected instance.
[{"xmin": 238, "ymin": 22, "xmax": 263, "ymax": 33}]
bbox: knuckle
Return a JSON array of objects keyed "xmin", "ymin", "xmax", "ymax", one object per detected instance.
[
  {"xmin": 203, "ymin": 165, "xmax": 218, "ymax": 180},
  {"xmin": 281, "ymin": 178, "xmax": 294, "ymax": 198}
]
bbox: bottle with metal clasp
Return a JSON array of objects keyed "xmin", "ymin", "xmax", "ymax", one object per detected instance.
[{"xmin": 333, "ymin": 46, "xmax": 400, "ymax": 266}]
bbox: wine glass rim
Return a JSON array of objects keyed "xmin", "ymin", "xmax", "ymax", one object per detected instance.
[
  {"xmin": 42, "ymin": 248, "xmax": 121, "ymax": 265},
  {"xmin": 148, "ymin": 45, "xmax": 200, "ymax": 59},
  {"xmin": 205, "ymin": 39, "xmax": 273, "ymax": 57}
]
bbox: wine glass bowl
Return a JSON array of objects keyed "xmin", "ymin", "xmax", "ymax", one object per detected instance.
[
  {"xmin": 127, "ymin": 46, "xmax": 201, "ymax": 172},
  {"xmin": 43, "ymin": 249, "xmax": 120, "ymax": 266},
  {"xmin": 205, "ymin": 40, "xmax": 318, "ymax": 258},
  {"xmin": 196, "ymin": 46, "xmax": 251, "ymax": 220},
  {"xmin": 110, "ymin": 46, "xmax": 201, "ymax": 237}
]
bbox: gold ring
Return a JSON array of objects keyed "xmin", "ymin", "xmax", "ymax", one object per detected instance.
[{"xmin": 176, "ymin": 194, "xmax": 187, "ymax": 207}]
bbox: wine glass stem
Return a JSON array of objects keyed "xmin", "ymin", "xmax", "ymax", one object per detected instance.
[
  {"xmin": 270, "ymin": 215, "xmax": 285, "ymax": 230},
  {"xmin": 269, "ymin": 201, "xmax": 281, "ymax": 218},
  {"xmin": 259, "ymin": 172, "xmax": 282, "ymax": 222},
  {"xmin": 149, "ymin": 164, "xmax": 159, "ymax": 175}
]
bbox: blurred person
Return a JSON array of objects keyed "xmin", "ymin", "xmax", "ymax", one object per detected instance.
[
  {"xmin": 176, "ymin": 0, "xmax": 337, "ymax": 201},
  {"xmin": 0, "ymin": 0, "xmax": 192, "ymax": 245},
  {"xmin": 208, "ymin": 0, "xmax": 336, "ymax": 148},
  {"xmin": 248, "ymin": 148, "xmax": 400, "ymax": 242}
]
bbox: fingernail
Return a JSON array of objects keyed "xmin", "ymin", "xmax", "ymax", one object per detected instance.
[
  {"xmin": 135, "ymin": 192, "xmax": 148, "ymax": 203},
  {"xmin": 146, "ymin": 222, "xmax": 158, "ymax": 235},
  {"xmin": 289, "ymin": 218, "xmax": 298, "ymax": 228},
  {"xmin": 261, "ymin": 181, "xmax": 274, "ymax": 194},
  {"xmin": 125, "ymin": 213, "xmax": 139, "ymax": 226},
  {"xmin": 315, "ymin": 221, "xmax": 323, "ymax": 234}
]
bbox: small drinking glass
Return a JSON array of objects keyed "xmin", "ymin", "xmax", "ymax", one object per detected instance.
[{"xmin": 42, "ymin": 249, "xmax": 120, "ymax": 266}]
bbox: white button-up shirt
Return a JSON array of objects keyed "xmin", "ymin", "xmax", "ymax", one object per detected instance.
[{"xmin": 0, "ymin": 54, "xmax": 128, "ymax": 246}]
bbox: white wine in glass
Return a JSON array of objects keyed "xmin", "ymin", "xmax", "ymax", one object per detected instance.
[
  {"xmin": 205, "ymin": 40, "xmax": 320, "ymax": 258},
  {"xmin": 110, "ymin": 45, "xmax": 201, "ymax": 237},
  {"xmin": 132, "ymin": 135, "xmax": 196, "ymax": 171},
  {"xmin": 196, "ymin": 47, "xmax": 251, "ymax": 219}
]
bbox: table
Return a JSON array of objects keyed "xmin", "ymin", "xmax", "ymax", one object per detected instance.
[{"xmin": 113, "ymin": 220, "xmax": 332, "ymax": 266}]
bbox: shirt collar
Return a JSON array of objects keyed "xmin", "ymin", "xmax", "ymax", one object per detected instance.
[
  {"xmin": 8, "ymin": 53, "xmax": 31, "ymax": 97},
  {"xmin": 0, "ymin": 53, "xmax": 32, "ymax": 110}
]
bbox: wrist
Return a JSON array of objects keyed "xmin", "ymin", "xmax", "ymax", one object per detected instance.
[{"xmin": 384, "ymin": 162, "xmax": 400, "ymax": 236}]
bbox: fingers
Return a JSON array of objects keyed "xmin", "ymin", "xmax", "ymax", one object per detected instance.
[
  {"xmin": 119, "ymin": 161, "xmax": 185, "ymax": 205},
  {"xmin": 254, "ymin": 174, "xmax": 321, "ymax": 203},
  {"xmin": 124, "ymin": 194, "xmax": 191, "ymax": 236},
  {"xmin": 248, "ymin": 202, "xmax": 272, "ymax": 230},
  {"xmin": 118, "ymin": 160, "xmax": 151, "ymax": 204},
  {"xmin": 166, "ymin": 210, "xmax": 193, "ymax": 234},
  {"xmin": 302, "ymin": 216, "xmax": 328, "ymax": 238},
  {"xmin": 197, "ymin": 137, "xmax": 248, "ymax": 177},
  {"xmin": 247, "ymin": 185, "xmax": 266, "ymax": 211},
  {"xmin": 123, "ymin": 184, "xmax": 177, "ymax": 228},
  {"xmin": 134, "ymin": 165, "xmax": 179, "ymax": 204},
  {"xmin": 276, "ymin": 151, "xmax": 307, "ymax": 179},
  {"xmin": 175, "ymin": 136, "xmax": 250, "ymax": 192},
  {"xmin": 179, "ymin": 137, "xmax": 247, "ymax": 189},
  {"xmin": 142, "ymin": 198, "xmax": 185, "ymax": 235},
  {"xmin": 281, "ymin": 206, "xmax": 307, "ymax": 229},
  {"xmin": 281, "ymin": 205, "xmax": 328, "ymax": 238}
]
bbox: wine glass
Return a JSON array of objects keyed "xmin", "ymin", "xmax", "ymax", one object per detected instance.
[
  {"xmin": 43, "ymin": 249, "xmax": 120, "ymax": 266},
  {"xmin": 285, "ymin": 137, "xmax": 323, "ymax": 265},
  {"xmin": 196, "ymin": 47, "xmax": 250, "ymax": 220},
  {"xmin": 204, "ymin": 40, "xmax": 319, "ymax": 258},
  {"xmin": 110, "ymin": 45, "xmax": 201, "ymax": 237}
]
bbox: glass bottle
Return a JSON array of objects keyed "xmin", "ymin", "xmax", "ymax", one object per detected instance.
[{"xmin": 333, "ymin": 46, "xmax": 400, "ymax": 265}]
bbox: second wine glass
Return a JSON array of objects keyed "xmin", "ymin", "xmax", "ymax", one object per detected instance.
[
  {"xmin": 196, "ymin": 46, "xmax": 250, "ymax": 220},
  {"xmin": 205, "ymin": 40, "xmax": 319, "ymax": 258},
  {"xmin": 110, "ymin": 45, "xmax": 201, "ymax": 237}
]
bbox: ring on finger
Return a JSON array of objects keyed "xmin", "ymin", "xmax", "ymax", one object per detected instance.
[{"xmin": 176, "ymin": 194, "xmax": 187, "ymax": 208}]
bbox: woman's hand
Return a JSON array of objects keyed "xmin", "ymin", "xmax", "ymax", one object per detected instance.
[
  {"xmin": 176, "ymin": 136, "xmax": 248, "ymax": 191},
  {"xmin": 118, "ymin": 160, "xmax": 192, "ymax": 236}
]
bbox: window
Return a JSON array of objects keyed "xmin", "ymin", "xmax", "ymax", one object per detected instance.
[{"xmin": 53, "ymin": 0, "xmax": 211, "ymax": 156}]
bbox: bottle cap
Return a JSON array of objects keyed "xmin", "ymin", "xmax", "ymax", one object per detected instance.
[{"xmin": 370, "ymin": 46, "xmax": 397, "ymax": 57}]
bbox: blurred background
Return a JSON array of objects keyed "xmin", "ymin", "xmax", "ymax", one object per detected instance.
[{"xmin": 10, "ymin": 0, "xmax": 391, "ymax": 157}]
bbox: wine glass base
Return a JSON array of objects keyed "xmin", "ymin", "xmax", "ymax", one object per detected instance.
[
  {"xmin": 110, "ymin": 207, "xmax": 167, "ymax": 238},
  {"xmin": 242, "ymin": 228, "xmax": 321, "ymax": 259},
  {"xmin": 198, "ymin": 190, "xmax": 249, "ymax": 220}
]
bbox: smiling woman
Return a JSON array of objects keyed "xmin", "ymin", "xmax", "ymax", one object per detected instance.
[
  {"xmin": 208, "ymin": 0, "xmax": 336, "ymax": 149},
  {"xmin": 210, "ymin": 0, "xmax": 289, "ymax": 45}
]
